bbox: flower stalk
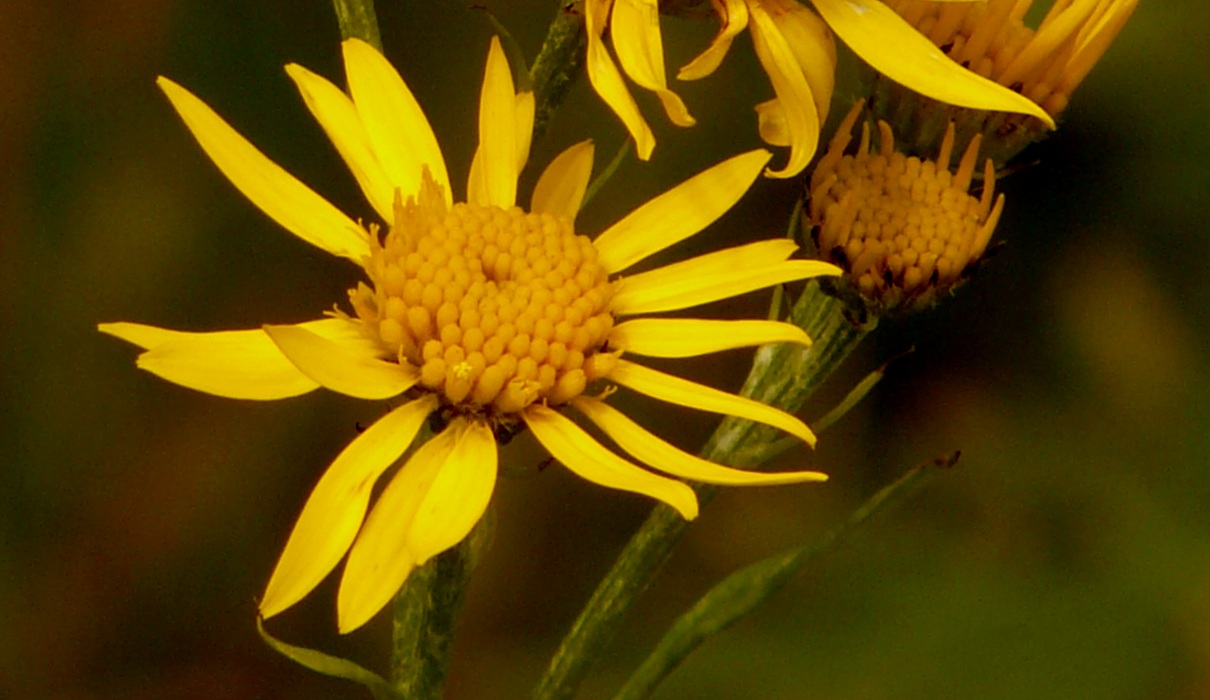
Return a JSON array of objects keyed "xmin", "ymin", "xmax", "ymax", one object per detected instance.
[{"xmin": 331, "ymin": 0, "xmax": 382, "ymax": 51}]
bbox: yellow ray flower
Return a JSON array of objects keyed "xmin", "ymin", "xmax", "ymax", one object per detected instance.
[
  {"xmin": 99, "ymin": 37, "xmax": 841, "ymax": 633},
  {"xmin": 587, "ymin": 0, "xmax": 1054, "ymax": 177}
]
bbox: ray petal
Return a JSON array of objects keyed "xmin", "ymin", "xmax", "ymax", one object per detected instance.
[
  {"xmin": 610, "ymin": 0, "xmax": 696, "ymax": 127},
  {"xmin": 532, "ymin": 140, "xmax": 595, "ymax": 220},
  {"xmin": 337, "ymin": 425, "xmax": 459, "ymax": 633},
  {"xmin": 679, "ymin": 0, "xmax": 749, "ymax": 80},
  {"xmin": 748, "ymin": 0, "xmax": 819, "ymax": 177},
  {"xmin": 609, "ymin": 318, "xmax": 811, "ymax": 358},
  {"xmin": 608, "ymin": 359, "xmax": 817, "ymax": 447},
  {"xmin": 156, "ymin": 77, "xmax": 370, "ymax": 261},
  {"xmin": 98, "ymin": 318, "xmax": 367, "ymax": 400},
  {"xmin": 573, "ymin": 397, "xmax": 827, "ymax": 484},
  {"xmin": 263, "ymin": 324, "xmax": 417, "ymax": 400},
  {"xmin": 259, "ymin": 395, "xmax": 438, "ymax": 620},
  {"xmin": 585, "ymin": 0, "xmax": 657, "ymax": 160},
  {"xmin": 811, "ymin": 0, "xmax": 1055, "ymax": 128},
  {"xmin": 524, "ymin": 404, "xmax": 698, "ymax": 519},
  {"xmin": 475, "ymin": 36, "xmax": 520, "ymax": 209},
  {"xmin": 405, "ymin": 420, "xmax": 497, "ymax": 563},
  {"xmin": 593, "ymin": 150, "xmax": 771, "ymax": 274},
  {"xmin": 285, "ymin": 63, "xmax": 396, "ymax": 224},
  {"xmin": 342, "ymin": 38, "xmax": 452, "ymax": 206}
]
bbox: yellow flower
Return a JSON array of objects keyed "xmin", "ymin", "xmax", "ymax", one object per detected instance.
[
  {"xmin": 587, "ymin": 0, "xmax": 1055, "ymax": 177},
  {"xmin": 99, "ymin": 37, "xmax": 840, "ymax": 633}
]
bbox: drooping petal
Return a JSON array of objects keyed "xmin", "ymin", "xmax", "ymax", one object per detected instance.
[
  {"xmin": 748, "ymin": 0, "xmax": 819, "ymax": 178},
  {"xmin": 263, "ymin": 324, "xmax": 418, "ymax": 400},
  {"xmin": 532, "ymin": 140, "xmax": 595, "ymax": 220},
  {"xmin": 609, "ymin": 318, "xmax": 812, "ymax": 358},
  {"xmin": 572, "ymin": 397, "xmax": 827, "ymax": 484},
  {"xmin": 156, "ymin": 77, "xmax": 370, "ymax": 261},
  {"xmin": 259, "ymin": 395, "xmax": 438, "ymax": 620},
  {"xmin": 585, "ymin": 0, "xmax": 657, "ymax": 160},
  {"xmin": 523, "ymin": 404, "xmax": 698, "ymax": 519},
  {"xmin": 285, "ymin": 63, "xmax": 396, "ymax": 224},
  {"xmin": 609, "ymin": 0, "xmax": 696, "ymax": 127},
  {"xmin": 611, "ymin": 241, "xmax": 841, "ymax": 315},
  {"xmin": 405, "ymin": 420, "xmax": 497, "ymax": 563},
  {"xmin": 608, "ymin": 359, "xmax": 817, "ymax": 447},
  {"xmin": 593, "ymin": 150, "xmax": 771, "ymax": 274},
  {"xmin": 472, "ymin": 36, "xmax": 520, "ymax": 209},
  {"xmin": 765, "ymin": 0, "xmax": 837, "ymax": 122},
  {"xmin": 811, "ymin": 0, "xmax": 1056, "ymax": 128},
  {"xmin": 337, "ymin": 424, "xmax": 459, "ymax": 632},
  {"xmin": 98, "ymin": 318, "xmax": 364, "ymax": 400},
  {"xmin": 342, "ymin": 38, "xmax": 452, "ymax": 206},
  {"xmin": 679, "ymin": 0, "xmax": 749, "ymax": 80}
]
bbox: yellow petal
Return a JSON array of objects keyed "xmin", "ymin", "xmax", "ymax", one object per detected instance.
[
  {"xmin": 342, "ymin": 39, "xmax": 452, "ymax": 206},
  {"xmin": 593, "ymin": 150, "xmax": 771, "ymax": 274},
  {"xmin": 572, "ymin": 397, "xmax": 827, "ymax": 485},
  {"xmin": 156, "ymin": 77, "xmax": 370, "ymax": 261},
  {"xmin": 608, "ymin": 359, "xmax": 817, "ymax": 447},
  {"xmin": 748, "ymin": 0, "xmax": 819, "ymax": 178},
  {"xmin": 532, "ymin": 140, "xmax": 595, "ymax": 221},
  {"xmin": 585, "ymin": 0, "xmax": 657, "ymax": 160},
  {"xmin": 679, "ymin": 0, "xmax": 749, "ymax": 80},
  {"xmin": 263, "ymin": 324, "xmax": 417, "ymax": 400},
  {"xmin": 405, "ymin": 420, "xmax": 497, "ymax": 563},
  {"xmin": 765, "ymin": 0, "xmax": 837, "ymax": 122},
  {"xmin": 810, "ymin": 0, "xmax": 1056, "ymax": 128},
  {"xmin": 473, "ymin": 36, "xmax": 520, "ymax": 209},
  {"xmin": 609, "ymin": 318, "xmax": 811, "ymax": 357},
  {"xmin": 285, "ymin": 63, "xmax": 396, "ymax": 224},
  {"xmin": 259, "ymin": 395, "xmax": 438, "ymax": 619},
  {"xmin": 610, "ymin": 0, "xmax": 696, "ymax": 127},
  {"xmin": 523, "ymin": 404, "xmax": 698, "ymax": 519},
  {"xmin": 98, "ymin": 318, "xmax": 363, "ymax": 400},
  {"xmin": 755, "ymin": 97, "xmax": 791, "ymax": 146},
  {"xmin": 515, "ymin": 89, "xmax": 536, "ymax": 172},
  {"xmin": 337, "ymin": 424, "xmax": 459, "ymax": 632},
  {"xmin": 612, "ymin": 241, "xmax": 841, "ymax": 315}
]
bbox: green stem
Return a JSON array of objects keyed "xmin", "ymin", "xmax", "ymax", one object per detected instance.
[
  {"xmin": 529, "ymin": 1, "xmax": 587, "ymax": 138},
  {"xmin": 332, "ymin": 0, "xmax": 383, "ymax": 51},
  {"xmin": 532, "ymin": 281, "xmax": 872, "ymax": 700}
]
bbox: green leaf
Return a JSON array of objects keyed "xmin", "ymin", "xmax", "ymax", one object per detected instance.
[{"xmin": 257, "ymin": 617, "xmax": 402, "ymax": 700}]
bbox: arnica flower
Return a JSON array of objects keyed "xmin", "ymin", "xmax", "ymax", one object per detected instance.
[
  {"xmin": 98, "ymin": 37, "xmax": 840, "ymax": 633},
  {"xmin": 878, "ymin": 0, "xmax": 1138, "ymax": 162},
  {"xmin": 587, "ymin": 0, "xmax": 1055, "ymax": 178},
  {"xmin": 806, "ymin": 101, "xmax": 1004, "ymax": 316}
]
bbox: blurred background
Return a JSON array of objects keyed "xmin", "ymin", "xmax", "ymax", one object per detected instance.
[{"xmin": 2, "ymin": 1, "xmax": 1207, "ymax": 698}]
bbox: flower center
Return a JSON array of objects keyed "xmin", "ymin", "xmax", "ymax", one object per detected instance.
[
  {"xmin": 807, "ymin": 104, "xmax": 1003, "ymax": 314},
  {"xmin": 351, "ymin": 176, "xmax": 616, "ymax": 415}
]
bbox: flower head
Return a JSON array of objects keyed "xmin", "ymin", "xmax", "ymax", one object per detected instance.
[
  {"xmin": 806, "ymin": 101, "xmax": 1004, "ymax": 316},
  {"xmin": 587, "ymin": 0, "xmax": 1055, "ymax": 177},
  {"xmin": 99, "ymin": 37, "xmax": 839, "ymax": 632}
]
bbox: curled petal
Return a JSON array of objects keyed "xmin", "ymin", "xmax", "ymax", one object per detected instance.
[
  {"xmin": 679, "ymin": 0, "xmax": 750, "ymax": 80},
  {"xmin": 263, "ymin": 324, "xmax": 418, "ymax": 400},
  {"xmin": 748, "ymin": 0, "xmax": 819, "ymax": 178},
  {"xmin": 610, "ymin": 0, "xmax": 696, "ymax": 126},
  {"xmin": 585, "ymin": 0, "xmax": 657, "ymax": 159}
]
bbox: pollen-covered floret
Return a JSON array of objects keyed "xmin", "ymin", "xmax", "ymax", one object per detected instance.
[{"xmin": 351, "ymin": 174, "xmax": 617, "ymax": 414}]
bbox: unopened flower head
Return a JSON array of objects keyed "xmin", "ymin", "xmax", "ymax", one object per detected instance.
[
  {"xmin": 586, "ymin": 0, "xmax": 1054, "ymax": 177},
  {"xmin": 876, "ymin": 0, "xmax": 1138, "ymax": 162},
  {"xmin": 99, "ymin": 37, "xmax": 840, "ymax": 633},
  {"xmin": 806, "ymin": 102, "xmax": 1004, "ymax": 316}
]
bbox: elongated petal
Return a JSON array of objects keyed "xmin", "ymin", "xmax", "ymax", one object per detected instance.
[
  {"xmin": 259, "ymin": 395, "xmax": 438, "ymax": 619},
  {"xmin": 610, "ymin": 0, "xmax": 696, "ymax": 127},
  {"xmin": 473, "ymin": 36, "xmax": 520, "ymax": 209},
  {"xmin": 748, "ymin": 0, "xmax": 819, "ymax": 178},
  {"xmin": 264, "ymin": 324, "xmax": 417, "ymax": 400},
  {"xmin": 338, "ymin": 425, "xmax": 459, "ymax": 632},
  {"xmin": 609, "ymin": 318, "xmax": 811, "ymax": 358},
  {"xmin": 593, "ymin": 150, "xmax": 771, "ymax": 274},
  {"xmin": 99, "ymin": 318, "xmax": 363, "ymax": 400},
  {"xmin": 342, "ymin": 39, "xmax": 452, "ymax": 206},
  {"xmin": 608, "ymin": 359, "xmax": 817, "ymax": 447},
  {"xmin": 524, "ymin": 404, "xmax": 698, "ymax": 519},
  {"xmin": 532, "ymin": 140, "xmax": 595, "ymax": 220},
  {"xmin": 405, "ymin": 420, "xmax": 497, "ymax": 563},
  {"xmin": 573, "ymin": 397, "xmax": 827, "ymax": 485},
  {"xmin": 514, "ymin": 90, "xmax": 536, "ymax": 171},
  {"xmin": 285, "ymin": 63, "xmax": 396, "ymax": 224},
  {"xmin": 679, "ymin": 0, "xmax": 749, "ymax": 80},
  {"xmin": 811, "ymin": 0, "xmax": 1056, "ymax": 128},
  {"xmin": 612, "ymin": 242, "xmax": 840, "ymax": 315},
  {"xmin": 766, "ymin": 0, "xmax": 837, "ymax": 121},
  {"xmin": 585, "ymin": 0, "xmax": 657, "ymax": 160},
  {"xmin": 156, "ymin": 77, "xmax": 370, "ymax": 261}
]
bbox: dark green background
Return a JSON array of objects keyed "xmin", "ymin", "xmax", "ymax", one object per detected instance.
[{"xmin": 3, "ymin": 1, "xmax": 1207, "ymax": 698}]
